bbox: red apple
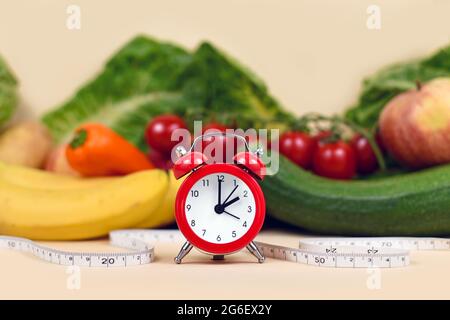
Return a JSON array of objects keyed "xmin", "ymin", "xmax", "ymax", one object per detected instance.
[{"xmin": 379, "ymin": 77, "xmax": 450, "ymax": 169}]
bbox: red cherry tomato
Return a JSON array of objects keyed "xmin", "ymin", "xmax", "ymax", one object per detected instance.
[
  {"xmin": 148, "ymin": 149, "xmax": 173, "ymax": 170},
  {"xmin": 279, "ymin": 131, "xmax": 315, "ymax": 169},
  {"xmin": 350, "ymin": 134, "xmax": 378, "ymax": 174},
  {"xmin": 201, "ymin": 122, "xmax": 239, "ymax": 163},
  {"xmin": 145, "ymin": 114, "xmax": 187, "ymax": 155},
  {"xmin": 313, "ymin": 141, "xmax": 356, "ymax": 180}
]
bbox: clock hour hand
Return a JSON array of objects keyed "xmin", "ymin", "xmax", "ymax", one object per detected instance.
[
  {"xmin": 221, "ymin": 184, "xmax": 238, "ymax": 206},
  {"xmin": 222, "ymin": 196, "xmax": 240, "ymax": 209},
  {"xmin": 223, "ymin": 210, "xmax": 240, "ymax": 220},
  {"xmin": 214, "ymin": 181, "xmax": 240, "ymax": 217}
]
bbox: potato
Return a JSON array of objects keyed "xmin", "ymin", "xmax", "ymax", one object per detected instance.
[{"xmin": 0, "ymin": 122, "xmax": 53, "ymax": 168}]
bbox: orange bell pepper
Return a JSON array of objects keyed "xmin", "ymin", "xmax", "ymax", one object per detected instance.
[{"xmin": 66, "ymin": 123, "xmax": 154, "ymax": 177}]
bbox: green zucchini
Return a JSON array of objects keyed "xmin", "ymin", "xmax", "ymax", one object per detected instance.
[{"xmin": 262, "ymin": 154, "xmax": 450, "ymax": 236}]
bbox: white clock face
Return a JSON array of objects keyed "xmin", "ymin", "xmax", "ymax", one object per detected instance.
[{"xmin": 184, "ymin": 173, "xmax": 256, "ymax": 244}]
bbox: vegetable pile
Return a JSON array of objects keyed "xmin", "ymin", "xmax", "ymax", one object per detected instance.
[
  {"xmin": 0, "ymin": 35, "xmax": 450, "ymax": 238},
  {"xmin": 262, "ymin": 44, "xmax": 450, "ymax": 235}
]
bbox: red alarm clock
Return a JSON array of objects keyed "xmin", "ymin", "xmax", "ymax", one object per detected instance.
[{"xmin": 173, "ymin": 133, "xmax": 266, "ymax": 264}]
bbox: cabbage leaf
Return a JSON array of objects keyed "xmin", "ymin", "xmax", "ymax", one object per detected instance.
[
  {"xmin": 0, "ymin": 55, "xmax": 18, "ymax": 127},
  {"xmin": 42, "ymin": 35, "xmax": 292, "ymax": 151}
]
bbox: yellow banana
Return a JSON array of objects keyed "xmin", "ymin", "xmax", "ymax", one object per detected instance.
[
  {"xmin": 135, "ymin": 170, "xmax": 185, "ymax": 228},
  {"xmin": 0, "ymin": 161, "xmax": 114, "ymax": 190},
  {"xmin": 0, "ymin": 168, "xmax": 169, "ymax": 240}
]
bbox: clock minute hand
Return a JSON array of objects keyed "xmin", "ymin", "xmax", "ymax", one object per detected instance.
[
  {"xmin": 223, "ymin": 210, "xmax": 240, "ymax": 220},
  {"xmin": 217, "ymin": 177, "xmax": 222, "ymax": 205}
]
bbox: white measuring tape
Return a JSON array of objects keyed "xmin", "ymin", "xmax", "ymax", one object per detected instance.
[{"xmin": 1, "ymin": 230, "xmax": 449, "ymax": 268}]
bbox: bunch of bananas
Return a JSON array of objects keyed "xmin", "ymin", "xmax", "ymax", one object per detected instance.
[{"xmin": 0, "ymin": 162, "xmax": 182, "ymax": 240}]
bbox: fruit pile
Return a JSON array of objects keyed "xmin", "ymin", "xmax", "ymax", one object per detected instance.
[{"xmin": 0, "ymin": 119, "xmax": 186, "ymax": 240}]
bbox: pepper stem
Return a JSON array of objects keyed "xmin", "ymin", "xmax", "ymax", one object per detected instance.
[
  {"xmin": 416, "ymin": 80, "xmax": 422, "ymax": 91},
  {"xmin": 69, "ymin": 129, "xmax": 88, "ymax": 149}
]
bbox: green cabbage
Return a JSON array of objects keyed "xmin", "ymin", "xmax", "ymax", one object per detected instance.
[
  {"xmin": 42, "ymin": 35, "xmax": 292, "ymax": 151},
  {"xmin": 174, "ymin": 42, "xmax": 293, "ymax": 128},
  {"xmin": 0, "ymin": 55, "xmax": 18, "ymax": 127},
  {"xmin": 42, "ymin": 36, "xmax": 192, "ymax": 146}
]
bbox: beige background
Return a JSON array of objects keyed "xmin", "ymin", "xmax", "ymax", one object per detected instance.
[
  {"xmin": 1, "ymin": 0, "xmax": 450, "ymax": 300},
  {"xmin": 0, "ymin": 0, "xmax": 449, "ymax": 120}
]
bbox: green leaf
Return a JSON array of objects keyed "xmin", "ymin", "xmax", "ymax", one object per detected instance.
[
  {"xmin": 176, "ymin": 42, "xmax": 292, "ymax": 124},
  {"xmin": 0, "ymin": 55, "xmax": 18, "ymax": 127},
  {"xmin": 42, "ymin": 35, "xmax": 293, "ymax": 150},
  {"xmin": 41, "ymin": 35, "xmax": 192, "ymax": 143}
]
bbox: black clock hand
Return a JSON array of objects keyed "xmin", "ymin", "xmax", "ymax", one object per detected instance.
[
  {"xmin": 217, "ymin": 176, "xmax": 222, "ymax": 206},
  {"xmin": 223, "ymin": 210, "xmax": 240, "ymax": 220},
  {"xmin": 222, "ymin": 196, "xmax": 240, "ymax": 209},
  {"xmin": 222, "ymin": 184, "xmax": 238, "ymax": 205},
  {"xmin": 214, "ymin": 182, "xmax": 240, "ymax": 215}
]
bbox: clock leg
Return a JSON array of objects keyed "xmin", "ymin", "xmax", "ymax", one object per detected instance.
[
  {"xmin": 174, "ymin": 241, "xmax": 193, "ymax": 264},
  {"xmin": 247, "ymin": 241, "xmax": 265, "ymax": 263}
]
